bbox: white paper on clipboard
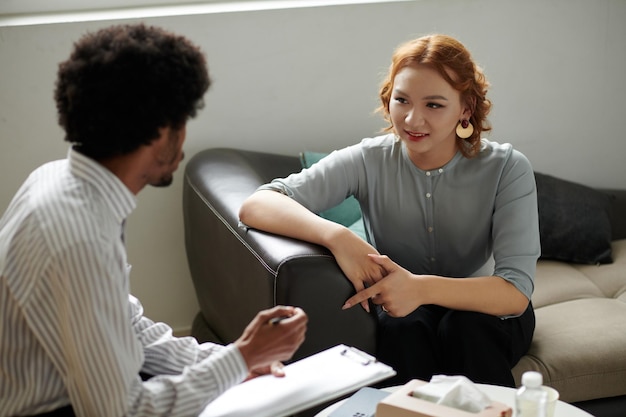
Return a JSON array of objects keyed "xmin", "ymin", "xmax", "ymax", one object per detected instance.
[{"xmin": 200, "ymin": 344, "xmax": 396, "ymax": 417}]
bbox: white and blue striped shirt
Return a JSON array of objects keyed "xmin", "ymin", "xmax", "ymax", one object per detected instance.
[{"xmin": 0, "ymin": 148, "xmax": 248, "ymax": 417}]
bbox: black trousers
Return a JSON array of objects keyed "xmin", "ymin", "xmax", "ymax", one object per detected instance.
[
  {"xmin": 27, "ymin": 405, "xmax": 75, "ymax": 417},
  {"xmin": 375, "ymin": 303, "xmax": 535, "ymax": 387},
  {"xmin": 26, "ymin": 372, "xmax": 154, "ymax": 416}
]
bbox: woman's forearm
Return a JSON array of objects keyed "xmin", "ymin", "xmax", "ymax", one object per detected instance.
[
  {"xmin": 239, "ymin": 190, "xmax": 343, "ymax": 247},
  {"xmin": 418, "ymin": 275, "xmax": 530, "ymax": 317}
]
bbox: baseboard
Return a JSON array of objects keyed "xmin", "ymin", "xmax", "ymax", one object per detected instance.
[{"xmin": 173, "ymin": 326, "xmax": 192, "ymax": 338}]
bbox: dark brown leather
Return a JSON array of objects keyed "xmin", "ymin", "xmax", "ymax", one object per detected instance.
[{"xmin": 183, "ymin": 148, "xmax": 376, "ymax": 361}]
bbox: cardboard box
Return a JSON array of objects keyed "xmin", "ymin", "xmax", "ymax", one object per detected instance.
[{"xmin": 376, "ymin": 379, "xmax": 512, "ymax": 417}]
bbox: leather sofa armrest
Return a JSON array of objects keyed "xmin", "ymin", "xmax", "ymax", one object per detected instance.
[{"xmin": 183, "ymin": 148, "xmax": 376, "ymax": 360}]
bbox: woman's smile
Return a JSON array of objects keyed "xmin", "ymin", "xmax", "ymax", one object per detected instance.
[{"xmin": 404, "ymin": 130, "xmax": 429, "ymax": 141}]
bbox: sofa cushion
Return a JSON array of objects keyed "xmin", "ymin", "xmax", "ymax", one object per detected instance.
[
  {"xmin": 531, "ymin": 260, "xmax": 605, "ymax": 308},
  {"xmin": 535, "ymin": 172, "xmax": 614, "ymax": 265},
  {"xmin": 532, "ymin": 240, "xmax": 626, "ymax": 308},
  {"xmin": 513, "ymin": 239, "xmax": 626, "ymax": 402},
  {"xmin": 512, "ymin": 298, "xmax": 626, "ymax": 402},
  {"xmin": 575, "ymin": 239, "xmax": 626, "ymax": 300},
  {"xmin": 300, "ymin": 151, "xmax": 366, "ymax": 239}
]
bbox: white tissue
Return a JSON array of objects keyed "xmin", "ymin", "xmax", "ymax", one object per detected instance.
[{"xmin": 411, "ymin": 375, "xmax": 492, "ymax": 413}]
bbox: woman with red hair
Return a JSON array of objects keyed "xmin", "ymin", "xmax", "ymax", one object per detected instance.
[{"xmin": 240, "ymin": 34, "xmax": 539, "ymax": 387}]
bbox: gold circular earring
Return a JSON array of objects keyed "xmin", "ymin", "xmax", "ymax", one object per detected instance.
[{"xmin": 456, "ymin": 119, "xmax": 474, "ymax": 139}]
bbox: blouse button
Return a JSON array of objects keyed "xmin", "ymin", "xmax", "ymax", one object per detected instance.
[
  {"xmin": 427, "ymin": 226, "xmax": 433, "ymax": 233},
  {"xmin": 426, "ymin": 171, "xmax": 431, "ymax": 176},
  {"xmin": 439, "ymin": 168, "xmax": 444, "ymax": 173},
  {"xmin": 426, "ymin": 193, "xmax": 431, "ymax": 198}
]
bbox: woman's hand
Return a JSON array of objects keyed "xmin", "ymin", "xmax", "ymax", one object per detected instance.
[
  {"xmin": 241, "ymin": 191, "xmax": 387, "ymax": 312},
  {"xmin": 342, "ymin": 254, "xmax": 422, "ymax": 317},
  {"xmin": 342, "ymin": 254, "xmax": 531, "ymax": 317},
  {"xmin": 326, "ymin": 228, "xmax": 386, "ymax": 312}
]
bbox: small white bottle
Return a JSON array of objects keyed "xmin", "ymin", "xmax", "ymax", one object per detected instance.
[{"xmin": 515, "ymin": 371, "xmax": 548, "ymax": 417}]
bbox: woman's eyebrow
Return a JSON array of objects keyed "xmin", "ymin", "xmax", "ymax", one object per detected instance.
[
  {"xmin": 392, "ymin": 88, "xmax": 448, "ymax": 101},
  {"xmin": 423, "ymin": 95, "xmax": 448, "ymax": 101}
]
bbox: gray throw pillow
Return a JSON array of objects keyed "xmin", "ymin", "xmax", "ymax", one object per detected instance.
[{"xmin": 535, "ymin": 172, "xmax": 613, "ymax": 264}]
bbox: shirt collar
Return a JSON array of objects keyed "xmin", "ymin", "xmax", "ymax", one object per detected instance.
[
  {"xmin": 400, "ymin": 142, "xmax": 464, "ymax": 176},
  {"xmin": 68, "ymin": 147, "xmax": 137, "ymax": 223}
]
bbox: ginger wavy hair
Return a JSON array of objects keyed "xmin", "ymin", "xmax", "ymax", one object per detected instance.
[{"xmin": 377, "ymin": 34, "xmax": 492, "ymax": 158}]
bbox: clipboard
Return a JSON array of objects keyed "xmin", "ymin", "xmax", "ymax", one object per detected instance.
[{"xmin": 200, "ymin": 344, "xmax": 396, "ymax": 417}]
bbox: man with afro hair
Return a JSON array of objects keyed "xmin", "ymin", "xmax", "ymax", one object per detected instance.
[{"xmin": 0, "ymin": 23, "xmax": 307, "ymax": 417}]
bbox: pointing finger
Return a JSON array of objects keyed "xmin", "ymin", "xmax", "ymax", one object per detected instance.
[{"xmin": 342, "ymin": 284, "xmax": 380, "ymax": 310}]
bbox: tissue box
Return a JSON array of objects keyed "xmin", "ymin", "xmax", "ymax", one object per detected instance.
[{"xmin": 376, "ymin": 380, "xmax": 512, "ymax": 417}]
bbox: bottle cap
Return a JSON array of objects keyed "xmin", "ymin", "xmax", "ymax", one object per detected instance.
[{"xmin": 521, "ymin": 371, "xmax": 543, "ymax": 388}]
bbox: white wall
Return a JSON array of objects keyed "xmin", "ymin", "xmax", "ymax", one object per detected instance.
[{"xmin": 1, "ymin": 0, "xmax": 625, "ymax": 334}]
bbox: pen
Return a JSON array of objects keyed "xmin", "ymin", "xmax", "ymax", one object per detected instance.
[{"xmin": 268, "ymin": 316, "xmax": 291, "ymax": 325}]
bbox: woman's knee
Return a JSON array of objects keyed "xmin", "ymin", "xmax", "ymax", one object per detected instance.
[{"xmin": 438, "ymin": 310, "xmax": 507, "ymax": 346}]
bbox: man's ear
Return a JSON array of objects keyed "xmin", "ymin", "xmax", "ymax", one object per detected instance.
[{"xmin": 150, "ymin": 126, "xmax": 170, "ymax": 146}]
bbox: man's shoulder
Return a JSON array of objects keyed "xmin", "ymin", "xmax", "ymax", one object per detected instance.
[
  {"xmin": 31, "ymin": 161, "xmax": 90, "ymax": 210},
  {"xmin": 26, "ymin": 164, "xmax": 112, "ymax": 244}
]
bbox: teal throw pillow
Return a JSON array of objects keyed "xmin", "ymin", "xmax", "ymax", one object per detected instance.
[{"xmin": 300, "ymin": 151, "xmax": 366, "ymax": 240}]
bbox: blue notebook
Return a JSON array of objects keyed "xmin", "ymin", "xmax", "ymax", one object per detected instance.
[{"xmin": 328, "ymin": 387, "xmax": 391, "ymax": 417}]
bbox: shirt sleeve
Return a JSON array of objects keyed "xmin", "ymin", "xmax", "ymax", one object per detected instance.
[
  {"xmin": 258, "ymin": 144, "xmax": 364, "ymax": 214},
  {"xmin": 116, "ymin": 280, "xmax": 250, "ymax": 417},
  {"xmin": 36, "ymin": 241, "xmax": 248, "ymax": 417},
  {"xmin": 126, "ymin": 343, "xmax": 248, "ymax": 417},
  {"xmin": 128, "ymin": 294, "xmax": 232, "ymax": 376},
  {"xmin": 490, "ymin": 149, "xmax": 541, "ymax": 302}
]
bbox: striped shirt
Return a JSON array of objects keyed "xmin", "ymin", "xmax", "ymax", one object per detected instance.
[{"xmin": 0, "ymin": 148, "xmax": 248, "ymax": 417}]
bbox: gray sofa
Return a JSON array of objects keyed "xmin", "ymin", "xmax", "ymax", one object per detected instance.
[{"xmin": 183, "ymin": 147, "xmax": 626, "ymax": 415}]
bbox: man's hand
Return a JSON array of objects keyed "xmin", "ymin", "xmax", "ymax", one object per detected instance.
[
  {"xmin": 244, "ymin": 361, "xmax": 286, "ymax": 381},
  {"xmin": 235, "ymin": 306, "xmax": 307, "ymax": 378}
]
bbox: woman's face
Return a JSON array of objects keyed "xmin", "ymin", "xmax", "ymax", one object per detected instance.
[{"xmin": 389, "ymin": 64, "xmax": 469, "ymax": 170}]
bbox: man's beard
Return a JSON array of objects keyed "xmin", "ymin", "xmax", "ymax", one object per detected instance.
[
  {"xmin": 151, "ymin": 149, "xmax": 183, "ymax": 188},
  {"xmin": 152, "ymin": 174, "xmax": 174, "ymax": 188}
]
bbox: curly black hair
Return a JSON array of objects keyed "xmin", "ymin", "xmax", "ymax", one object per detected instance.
[{"xmin": 54, "ymin": 23, "xmax": 210, "ymax": 160}]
